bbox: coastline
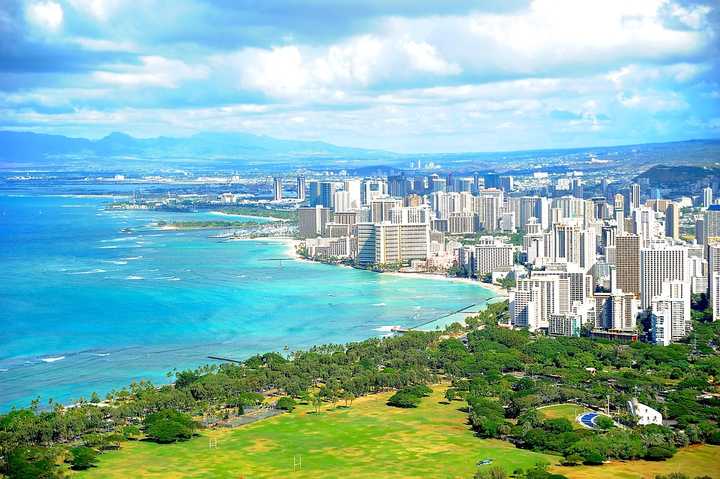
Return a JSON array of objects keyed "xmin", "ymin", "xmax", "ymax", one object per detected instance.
[
  {"xmin": 270, "ymin": 236, "xmax": 508, "ymax": 298},
  {"xmin": 209, "ymin": 210, "xmax": 288, "ymax": 222}
]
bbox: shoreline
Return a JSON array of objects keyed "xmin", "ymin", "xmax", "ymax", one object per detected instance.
[{"xmin": 263, "ymin": 236, "xmax": 508, "ymax": 298}]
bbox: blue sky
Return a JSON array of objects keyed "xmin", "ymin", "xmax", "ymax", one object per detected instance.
[{"xmin": 1, "ymin": 0, "xmax": 719, "ymax": 153}]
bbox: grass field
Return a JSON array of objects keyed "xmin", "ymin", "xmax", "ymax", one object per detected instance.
[
  {"xmin": 554, "ymin": 444, "xmax": 720, "ymax": 479},
  {"xmin": 76, "ymin": 387, "xmax": 557, "ymax": 479},
  {"xmin": 536, "ymin": 403, "xmax": 591, "ymax": 429}
]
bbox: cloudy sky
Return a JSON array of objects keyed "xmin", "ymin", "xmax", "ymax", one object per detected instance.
[{"xmin": 1, "ymin": 0, "xmax": 719, "ymax": 152}]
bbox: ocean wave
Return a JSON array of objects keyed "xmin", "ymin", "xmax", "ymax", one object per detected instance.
[
  {"xmin": 98, "ymin": 245, "xmax": 119, "ymax": 249},
  {"xmin": 68, "ymin": 269, "xmax": 106, "ymax": 275},
  {"xmin": 126, "ymin": 275, "xmax": 144, "ymax": 280},
  {"xmin": 372, "ymin": 302, "xmax": 386, "ymax": 307},
  {"xmin": 121, "ymin": 256, "xmax": 143, "ymax": 261},
  {"xmin": 157, "ymin": 276, "xmax": 181, "ymax": 281},
  {"xmin": 40, "ymin": 356, "xmax": 65, "ymax": 363},
  {"xmin": 0, "ymin": 368, "xmax": 8, "ymax": 372},
  {"xmin": 100, "ymin": 236, "xmax": 137, "ymax": 243},
  {"xmin": 374, "ymin": 325, "xmax": 401, "ymax": 332},
  {"xmin": 92, "ymin": 353, "xmax": 110, "ymax": 357},
  {"xmin": 102, "ymin": 260, "xmax": 128, "ymax": 265}
]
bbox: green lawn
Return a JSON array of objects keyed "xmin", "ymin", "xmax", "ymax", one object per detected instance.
[
  {"xmin": 76, "ymin": 388, "xmax": 557, "ymax": 479},
  {"xmin": 537, "ymin": 403, "xmax": 591, "ymax": 429},
  {"xmin": 553, "ymin": 444, "xmax": 720, "ymax": 479}
]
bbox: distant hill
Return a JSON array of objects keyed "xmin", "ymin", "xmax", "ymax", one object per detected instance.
[
  {"xmin": 0, "ymin": 130, "xmax": 397, "ymax": 166},
  {"xmin": 0, "ymin": 130, "xmax": 718, "ymax": 171},
  {"xmin": 635, "ymin": 164, "xmax": 720, "ymax": 188}
]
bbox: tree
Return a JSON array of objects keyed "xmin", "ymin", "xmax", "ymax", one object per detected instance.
[
  {"xmin": 68, "ymin": 446, "xmax": 98, "ymax": 470},
  {"xmin": 595, "ymin": 415, "xmax": 614, "ymax": 430},
  {"xmin": 387, "ymin": 391, "xmax": 421, "ymax": 408},
  {"xmin": 276, "ymin": 397, "xmax": 296, "ymax": 412},
  {"xmin": 5, "ymin": 446, "xmax": 61, "ymax": 479},
  {"xmin": 143, "ymin": 409, "xmax": 195, "ymax": 444}
]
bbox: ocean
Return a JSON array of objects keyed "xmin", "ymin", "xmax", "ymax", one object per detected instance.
[{"xmin": 0, "ymin": 192, "xmax": 493, "ymax": 410}]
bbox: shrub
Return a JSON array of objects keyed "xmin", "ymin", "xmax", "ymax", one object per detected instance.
[
  {"xmin": 644, "ymin": 446, "xmax": 675, "ymax": 461},
  {"xmin": 387, "ymin": 391, "xmax": 421, "ymax": 408},
  {"xmin": 406, "ymin": 384, "xmax": 432, "ymax": 397},
  {"xmin": 595, "ymin": 415, "xmax": 614, "ymax": 430},
  {"xmin": 68, "ymin": 446, "xmax": 98, "ymax": 471},
  {"xmin": 276, "ymin": 397, "xmax": 296, "ymax": 412}
]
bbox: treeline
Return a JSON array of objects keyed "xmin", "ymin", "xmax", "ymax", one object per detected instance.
[
  {"xmin": 220, "ymin": 207, "xmax": 297, "ymax": 222},
  {"xmin": 0, "ymin": 333, "xmax": 438, "ymax": 477},
  {"xmin": 1, "ymin": 302, "xmax": 719, "ymax": 478}
]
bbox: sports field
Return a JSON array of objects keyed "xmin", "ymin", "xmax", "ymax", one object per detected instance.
[
  {"xmin": 76, "ymin": 387, "xmax": 557, "ymax": 478},
  {"xmin": 554, "ymin": 444, "xmax": 720, "ymax": 479},
  {"xmin": 537, "ymin": 403, "xmax": 592, "ymax": 429}
]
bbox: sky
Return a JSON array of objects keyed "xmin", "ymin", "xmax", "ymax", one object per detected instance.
[{"xmin": 1, "ymin": 0, "xmax": 719, "ymax": 153}]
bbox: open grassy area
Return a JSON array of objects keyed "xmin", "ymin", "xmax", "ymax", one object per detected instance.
[
  {"xmin": 76, "ymin": 387, "xmax": 557, "ymax": 479},
  {"xmin": 553, "ymin": 444, "xmax": 720, "ymax": 479},
  {"xmin": 537, "ymin": 403, "xmax": 591, "ymax": 429}
]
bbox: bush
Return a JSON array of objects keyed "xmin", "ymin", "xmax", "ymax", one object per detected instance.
[
  {"xmin": 406, "ymin": 384, "xmax": 433, "ymax": 397},
  {"xmin": 582, "ymin": 451, "xmax": 605, "ymax": 465},
  {"xmin": 595, "ymin": 415, "xmax": 614, "ymax": 430},
  {"xmin": 276, "ymin": 397, "xmax": 296, "ymax": 412},
  {"xmin": 644, "ymin": 446, "xmax": 675, "ymax": 461},
  {"xmin": 143, "ymin": 409, "xmax": 195, "ymax": 444},
  {"xmin": 387, "ymin": 391, "xmax": 421, "ymax": 408},
  {"xmin": 5, "ymin": 446, "xmax": 61, "ymax": 479},
  {"xmin": 68, "ymin": 446, "xmax": 98, "ymax": 471},
  {"xmin": 561, "ymin": 454, "xmax": 584, "ymax": 466}
]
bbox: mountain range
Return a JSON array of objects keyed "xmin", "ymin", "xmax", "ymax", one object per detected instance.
[{"xmin": 1, "ymin": 130, "xmax": 719, "ymax": 172}]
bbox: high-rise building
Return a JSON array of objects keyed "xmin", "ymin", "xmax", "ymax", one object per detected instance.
[
  {"xmin": 615, "ymin": 234, "xmax": 640, "ymax": 298},
  {"xmin": 639, "ymin": 243, "xmax": 688, "ymax": 309},
  {"xmin": 704, "ymin": 205, "xmax": 720, "ymax": 244},
  {"xmin": 333, "ymin": 190, "xmax": 352, "ymax": 212},
  {"xmin": 499, "ymin": 176, "xmax": 514, "ymax": 192},
  {"xmin": 308, "ymin": 180, "xmax": 321, "ymax": 206},
  {"xmin": 272, "ymin": 177, "xmax": 283, "ymax": 201},
  {"xmin": 511, "ymin": 275, "xmax": 568, "ymax": 331},
  {"xmin": 665, "ymin": 202, "xmax": 680, "ymax": 240},
  {"xmin": 319, "ymin": 181, "xmax": 337, "ymax": 208},
  {"xmin": 703, "ymin": 186, "xmax": 713, "ymax": 208},
  {"xmin": 343, "ymin": 179, "xmax": 362, "ymax": 209},
  {"xmin": 361, "ymin": 179, "xmax": 387, "ymax": 205},
  {"xmin": 630, "ymin": 183, "xmax": 641, "ymax": 210},
  {"xmin": 355, "ymin": 222, "xmax": 430, "ymax": 266},
  {"xmin": 472, "ymin": 237, "xmax": 513, "ymax": 276},
  {"xmin": 448, "ymin": 212, "xmax": 477, "ymax": 234},
  {"xmin": 709, "ymin": 244, "xmax": 720, "ymax": 321},
  {"xmin": 296, "ymin": 176, "xmax": 306, "ymax": 201},
  {"xmin": 298, "ymin": 206, "xmax": 332, "ymax": 238},
  {"xmin": 593, "ymin": 290, "xmax": 639, "ymax": 331},
  {"xmin": 510, "ymin": 196, "xmax": 550, "ymax": 231},
  {"xmin": 631, "ymin": 206, "xmax": 657, "ymax": 246},
  {"xmin": 371, "ymin": 197, "xmax": 402, "ymax": 223},
  {"xmin": 696, "ymin": 217, "xmax": 705, "ymax": 245},
  {"xmin": 650, "ymin": 280, "xmax": 691, "ymax": 345}
]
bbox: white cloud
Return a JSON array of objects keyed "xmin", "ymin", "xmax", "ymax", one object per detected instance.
[
  {"xmin": 67, "ymin": 0, "xmax": 122, "ymax": 22},
  {"xmin": 92, "ymin": 56, "xmax": 209, "ymax": 88},
  {"xmin": 25, "ymin": 1, "xmax": 63, "ymax": 32},
  {"xmin": 401, "ymin": 40, "xmax": 461, "ymax": 75}
]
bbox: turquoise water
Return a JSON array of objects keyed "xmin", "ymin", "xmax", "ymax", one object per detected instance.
[{"xmin": 0, "ymin": 193, "xmax": 493, "ymax": 410}]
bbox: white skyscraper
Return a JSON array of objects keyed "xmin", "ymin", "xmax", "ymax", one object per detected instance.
[
  {"xmin": 343, "ymin": 179, "xmax": 362, "ymax": 209},
  {"xmin": 703, "ymin": 186, "xmax": 713, "ymax": 208},
  {"xmin": 639, "ymin": 243, "xmax": 688, "ymax": 309},
  {"xmin": 272, "ymin": 177, "xmax": 283, "ymax": 201},
  {"xmin": 650, "ymin": 280, "xmax": 691, "ymax": 345}
]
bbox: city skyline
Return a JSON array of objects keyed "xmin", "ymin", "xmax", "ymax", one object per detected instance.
[{"xmin": 1, "ymin": 0, "xmax": 719, "ymax": 153}]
